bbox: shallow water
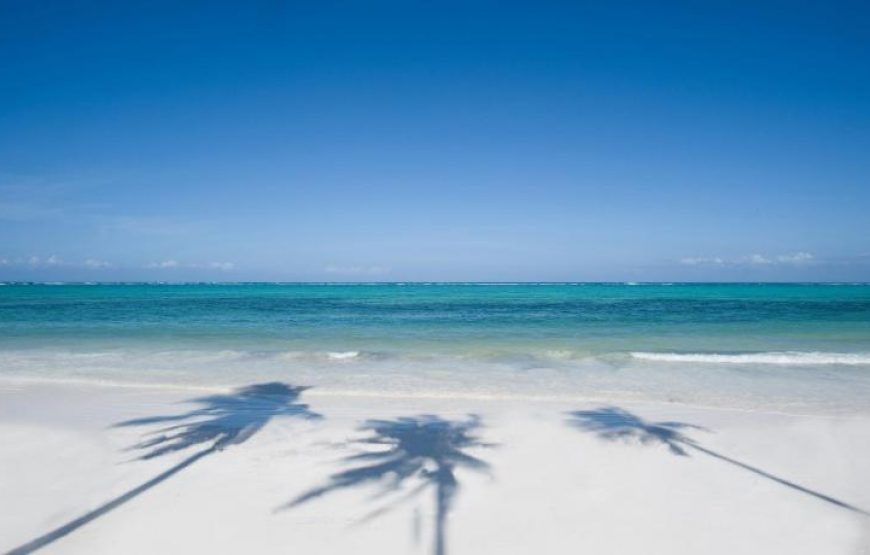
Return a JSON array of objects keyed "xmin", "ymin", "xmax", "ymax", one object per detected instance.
[{"xmin": 1, "ymin": 282, "xmax": 869, "ymax": 413}]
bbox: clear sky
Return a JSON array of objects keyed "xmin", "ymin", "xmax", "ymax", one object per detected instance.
[{"xmin": 1, "ymin": 0, "xmax": 869, "ymax": 281}]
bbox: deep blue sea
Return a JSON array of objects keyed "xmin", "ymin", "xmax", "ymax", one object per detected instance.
[{"xmin": 2, "ymin": 282, "xmax": 869, "ymax": 413}]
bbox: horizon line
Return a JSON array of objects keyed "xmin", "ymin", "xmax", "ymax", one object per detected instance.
[{"xmin": 2, "ymin": 281, "xmax": 869, "ymax": 286}]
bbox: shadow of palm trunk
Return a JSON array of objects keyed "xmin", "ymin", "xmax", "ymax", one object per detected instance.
[
  {"xmin": 434, "ymin": 465, "xmax": 457, "ymax": 555},
  {"xmin": 5, "ymin": 445, "xmax": 218, "ymax": 555},
  {"xmin": 5, "ymin": 382, "xmax": 321, "ymax": 555},
  {"xmin": 687, "ymin": 443, "xmax": 868, "ymax": 515}
]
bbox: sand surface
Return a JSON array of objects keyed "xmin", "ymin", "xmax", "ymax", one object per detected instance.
[{"xmin": 1, "ymin": 380, "xmax": 869, "ymax": 555}]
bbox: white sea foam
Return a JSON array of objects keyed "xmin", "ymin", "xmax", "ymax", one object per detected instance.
[
  {"xmin": 631, "ymin": 351, "xmax": 870, "ymax": 365},
  {"xmin": 277, "ymin": 350, "xmax": 378, "ymax": 362},
  {"xmin": 327, "ymin": 351, "xmax": 361, "ymax": 360},
  {"xmin": 1, "ymin": 347, "xmax": 870, "ymax": 414}
]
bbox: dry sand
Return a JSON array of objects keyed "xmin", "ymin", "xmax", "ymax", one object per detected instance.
[{"xmin": 1, "ymin": 380, "xmax": 868, "ymax": 554}]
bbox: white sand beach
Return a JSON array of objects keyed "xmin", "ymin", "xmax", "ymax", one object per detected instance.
[
  {"xmin": 5, "ymin": 0, "xmax": 870, "ymax": 552},
  {"xmin": 1, "ymin": 380, "xmax": 868, "ymax": 555}
]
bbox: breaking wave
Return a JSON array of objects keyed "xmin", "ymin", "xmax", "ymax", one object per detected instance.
[{"xmin": 630, "ymin": 351, "xmax": 870, "ymax": 365}]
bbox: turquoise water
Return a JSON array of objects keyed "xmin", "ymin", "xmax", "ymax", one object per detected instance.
[{"xmin": 2, "ymin": 283, "xmax": 870, "ymax": 413}]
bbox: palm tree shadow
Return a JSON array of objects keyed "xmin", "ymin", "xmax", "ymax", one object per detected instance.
[
  {"xmin": 6, "ymin": 382, "xmax": 321, "ymax": 555},
  {"xmin": 568, "ymin": 407, "xmax": 706, "ymax": 456},
  {"xmin": 279, "ymin": 414, "xmax": 491, "ymax": 555},
  {"xmin": 118, "ymin": 383, "xmax": 321, "ymax": 459},
  {"xmin": 567, "ymin": 406, "xmax": 868, "ymax": 516}
]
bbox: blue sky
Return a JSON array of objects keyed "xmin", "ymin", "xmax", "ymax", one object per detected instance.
[{"xmin": 1, "ymin": 0, "xmax": 869, "ymax": 281}]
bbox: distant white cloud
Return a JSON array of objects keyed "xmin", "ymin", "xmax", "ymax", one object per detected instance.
[
  {"xmin": 1, "ymin": 254, "xmax": 61, "ymax": 267},
  {"xmin": 776, "ymin": 252, "xmax": 813, "ymax": 263},
  {"xmin": 747, "ymin": 254, "xmax": 772, "ymax": 265},
  {"xmin": 147, "ymin": 259, "xmax": 180, "ymax": 269},
  {"xmin": 680, "ymin": 252, "xmax": 815, "ymax": 267},
  {"xmin": 207, "ymin": 262, "xmax": 235, "ymax": 271},
  {"xmin": 144, "ymin": 259, "xmax": 236, "ymax": 271},
  {"xmin": 679, "ymin": 256, "xmax": 725, "ymax": 266},
  {"xmin": 0, "ymin": 255, "xmax": 235, "ymax": 272},
  {"xmin": 83, "ymin": 258, "xmax": 113, "ymax": 269},
  {"xmin": 0, "ymin": 255, "xmax": 120, "ymax": 269},
  {"xmin": 324, "ymin": 264, "xmax": 391, "ymax": 276}
]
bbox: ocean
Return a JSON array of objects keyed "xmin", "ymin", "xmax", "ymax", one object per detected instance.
[{"xmin": 1, "ymin": 282, "xmax": 869, "ymax": 414}]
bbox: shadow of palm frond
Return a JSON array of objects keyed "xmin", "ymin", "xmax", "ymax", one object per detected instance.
[
  {"xmin": 6, "ymin": 382, "xmax": 321, "ymax": 555},
  {"xmin": 568, "ymin": 407, "xmax": 706, "ymax": 456},
  {"xmin": 117, "ymin": 382, "xmax": 321, "ymax": 459},
  {"xmin": 567, "ymin": 406, "xmax": 868, "ymax": 516},
  {"xmin": 280, "ymin": 414, "xmax": 490, "ymax": 555}
]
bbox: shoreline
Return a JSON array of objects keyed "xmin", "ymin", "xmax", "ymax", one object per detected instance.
[{"xmin": 0, "ymin": 375, "xmax": 864, "ymax": 419}]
